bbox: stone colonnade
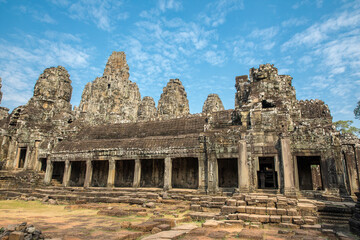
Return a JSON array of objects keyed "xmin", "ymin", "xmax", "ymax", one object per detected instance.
[{"xmin": 43, "ymin": 137, "xmax": 299, "ymax": 195}]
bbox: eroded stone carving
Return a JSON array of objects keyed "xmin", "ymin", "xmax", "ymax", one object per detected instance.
[
  {"xmin": 202, "ymin": 94, "xmax": 224, "ymax": 114},
  {"xmin": 78, "ymin": 51, "xmax": 141, "ymax": 124},
  {"xmin": 157, "ymin": 78, "xmax": 190, "ymax": 119},
  {"xmin": 138, "ymin": 96, "xmax": 157, "ymax": 121}
]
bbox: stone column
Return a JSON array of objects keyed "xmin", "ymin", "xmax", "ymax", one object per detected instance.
[
  {"xmin": 84, "ymin": 160, "xmax": 93, "ymax": 188},
  {"xmin": 207, "ymin": 152, "xmax": 218, "ymax": 193},
  {"xmin": 238, "ymin": 140, "xmax": 249, "ymax": 192},
  {"xmin": 281, "ymin": 136, "xmax": 296, "ymax": 195},
  {"xmin": 164, "ymin": 157, "xmax": 172, "ymax": 191},
  {"xmin": 33, "ymin": 141, "xmax": 41, "ymax": 171},
  {"xmin": 355, "ymin": 144, "xmax": 360, "ymax": 190},
  {"xmin": 107, "ymin": 159, "xmax": 116, "ymax": 188},
  {"xmin": 133, "ymin": 158, "xmax": 141, "ymax": 188},
  {"xmin": 63, "ymin": 160, "xmax": 71, "ymax": 187},
  {"xmin": 44, "ymin": 159, "xmax": 53, "ymax": 185}
]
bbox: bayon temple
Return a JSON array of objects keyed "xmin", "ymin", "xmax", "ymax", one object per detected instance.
[{"xmin": 1, "ymin": 51, "xmax": 360, "ymax": 232}]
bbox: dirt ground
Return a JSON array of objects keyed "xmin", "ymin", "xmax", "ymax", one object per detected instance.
[{"xmin": 0, "ymin": 200, "xmax": 357, "ymax": 240}]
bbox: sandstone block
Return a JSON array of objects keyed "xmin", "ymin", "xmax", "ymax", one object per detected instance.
[
  {"xmin": 281, "ymin": 216, "xmax": 292, "ymax": 223},
  {"xmin": 237, "ymin": 213, "xmax": 250, "ymax": 221},
  {"xmin": 287, "ymin": 208, "xmax": 297, "ymax": 216},
  {"xmin": 277, "ymin": 208, "xmax": 287, "ymax": 215},
  {"xmin": 9, "ymin": 231, "xmax": 24, "ymax": 240},
  {"xmin": 246, "ymin": 206, "xmax": 256, "ymax": 214},
  {"xmin": 270, "ymin": 215, "xmax": 281, "ymax": 223},
  {"xmin": 236, "ymin": 200, "xmax": 246, "ymax": 206},
  {"xmin": 221, "ymin": 206, "xmax": 238, "ymax": 214},
  {"xmin": 226, "ymin": 199, "xmax": 237, "ymax": 206},
  {"xmin": 237, "ymin": 206, "xmax": 246, "ymax": 213},
  {"xmin": 255, "ymin": 207, "xmax": 267, "ymax": 215},
  {"xmin": 227, "ymin": 214, "xmax": 238, "ymax": 220},
  {"xmin": 267, "ymin": 207, "xmax": 277, "ymax": 215},
  {"xmin": 190, "ymin": 204, "xmax": 202, "ymax": 211}
]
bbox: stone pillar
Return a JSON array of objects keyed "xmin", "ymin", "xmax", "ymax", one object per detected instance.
[
  {"xmin": 84, "ymin": 160, "xmax": 93, "ymax": 188},
  {"xmin": 63, "ymin": 160, "xmax": 71, "ymax": 187},
  {"xmin": 44, "ymin": 159, "xmax": 53, "ymax": 185},
  {"xmin": 281, "ymin": 136, "xmax": 296, "ymax": 195},
  {"xmin": 238, "ymin": 140, "xmax": 249, "ymax": 192},
  {"xmin": 33, "ymin": 141, "xmax": 41, "ymax": 171},
  {"xmin": 198, "ymin": 156, "xmax": 205, "ymax": 192},
  {"xmin": 207, "ymin": 152, "xmax": 218, "ymax": 193},
  {"xmin": 107, "ymin": 159, "xmax": 116, "ymax": 188},
  {"xmin": 133, "ymin": 158, "xmax": 141, "ymax": 188},
  {"xmin": 355, "ymin": 144, "xmax": 360, "ymax": 190},
  {"xmin": 164, "ymin": 157, "xmax": 172, "ymax": 191}
]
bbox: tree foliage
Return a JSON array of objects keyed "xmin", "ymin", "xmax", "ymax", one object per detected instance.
[
  {"xmin": 355, "ymin": 100, "xmax": 360, "ymax": 120},
  {"xmin": 334, "ymin": 120, "xmax": 360, "ymax": 136}
]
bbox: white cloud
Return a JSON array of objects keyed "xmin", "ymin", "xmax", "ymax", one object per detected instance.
[
  {"xmin": 282, "ymin": 9, "xmax": 360, "ymax": 50},
  {"xmin": 281, "ymin": 17, "xmax": 308, "ymax": 27},
  {"xmin": 50, "ymin": 0, "xmax": 128, "ymax": 31},
  {"xmin": 199, "ymin": 0, "xmax": 244, "ymax": 27},
  {"xmin": 158, "ymin": 0, "xmax": 182, "ymax": 12},
  {"xmin": 0, "ymin": 33, "xmax": 91, "ymax": 110},
  {"xmin": 292, "ymin": 0, "xmax": 323, "ymax": 9},
  {"xmin": 204, "ymin": 50, "xmax": 226, "ymax": 66},
  {"xmin": 249, "ymin": 27, "xmax": 279, "ymax": 39},
  {"xmin": 17, "ymin": 5, "xmax": 56, "ymax": 24},
  {"xmin": 34, "ymin": 13, "xmax": 56, "ymax": 24}
]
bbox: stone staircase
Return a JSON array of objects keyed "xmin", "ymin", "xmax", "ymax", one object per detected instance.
[{"xmin": 0, "ymin": 169, "xmax": 356, "ymax": 230}]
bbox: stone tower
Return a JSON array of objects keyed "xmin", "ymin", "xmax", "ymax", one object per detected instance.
[
  {"xmin": 137, "ymin": 96, "xmax": 157, "ymax": 121},
  {"xmin": 202, "ymin": 94, "xmax": 224, "ymax": 114},
  {"xmin": 157, "ymin": 78, "xmax": 190, "ymax": 119},
  {"xmin": 78, "ymin": 52, "xmax": 141, "ymax": 124}
]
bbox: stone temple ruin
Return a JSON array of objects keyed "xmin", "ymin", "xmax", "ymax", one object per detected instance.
[{"xmin": 0, "ymin": 51, "xmax": 360, "ymax": 233}]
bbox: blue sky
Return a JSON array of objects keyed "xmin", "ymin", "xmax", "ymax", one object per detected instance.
[{"xmin": 0, "ymin": 0, "xmax": 360, "ymax": 127}]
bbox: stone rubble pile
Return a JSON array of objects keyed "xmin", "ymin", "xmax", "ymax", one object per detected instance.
[{"xmin": 0, "ymin": 222, "xmax": 44, "ymax": 240}]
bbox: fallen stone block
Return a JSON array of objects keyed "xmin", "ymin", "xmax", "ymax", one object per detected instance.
[
  {"xmin": 9, "ymin": 231, "xmax": 24, "ymax": 240},
  {"xmin": 202, "ymin": 219, "xmax": 221, "ymax": 228},
  {"xmin": 153, "ymin": 218, "xmax": 176, "ymax": 227},
  {"xmin": 132, "ymin": 221, "xmax": 161, "ymax": 232}
]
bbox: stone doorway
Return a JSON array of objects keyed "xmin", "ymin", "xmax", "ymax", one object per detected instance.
[
  {"xmin": 115, "ymin": 160, "xmax": 134, "ymax": 187},
  {"xmin": 258, "ymin": 157, "xmax": 278, "ymax": 189},
  {"xmin": 91, "ymin": 160, "xmax": 109, "ymax": 187},
  {"xmin": 297, "ymin": 156, "xmax": 323, "ymax": 190},
  {"xmin": 39, "ymin": 158, "xmax": 47, "ymax": 172},
  {"xmin": 18, "ymin": 147, "xmax": 27, "ymax": 168},
  {"xmin": 52, "ymin": 162, "xmax": 65, "ymax": 183},
  {"xmin": 217, "ymin": 158, "xmax": 238, "ymax": 188},
  {"xmin": 172, "ymin": 157, "xmax": 198, "ymax": 189},
  {"xmin": 69, "ymin": 161, "xmax": 86, "ymax": 187},
  {"xmin": 140, "ymin": 159, "xmax": 164, "ymax": 188}
]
